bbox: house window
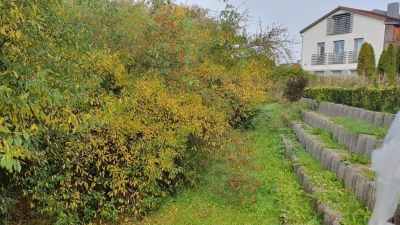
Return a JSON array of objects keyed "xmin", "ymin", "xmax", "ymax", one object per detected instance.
[
  {"xmin": 352, "ymin": 38, "xmax": 364, "ymax": 62},
  {"xmin": 318, "ymin": 43, "xmax": 325, "ymax": 55},
  {"xmin": 354, "ymin": 38, "xmax": 364, "ymax": 53},
  {"xmin": 317, "ymin": 42, "xmax": 325, "ymax": 64},
  {"xmin": 334, "ymin": 41, "xmax": 345, "ymax": 54},
  {"xmin": 333, "ymin": 40, "xmax": 345, "ymax": 63},
  {"xmin": 314, "ymin": 71, "xmax": 325, "ymax": 76},
  {"xmin": 326, "ymin": 13, "xmax": 353, "ymax": 35}
]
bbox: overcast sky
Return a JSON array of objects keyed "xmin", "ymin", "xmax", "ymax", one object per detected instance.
[{"xmin": 176, "ymin": 0, "xmax": 398, "ymax": 61}]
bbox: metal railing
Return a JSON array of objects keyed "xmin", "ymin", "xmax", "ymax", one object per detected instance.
[
  {"xmin": 311, "ymin": 52, "xmax": 354, "ymax": 65},
  {"xmin": 347, "ymin": 51, "xmax": 358, "ymax": 63},
  {"xmin": 328, "ymin": 52, "xmax": 347, "ymax": 64},
  {"xmin": 311, "ymin": 53, "xmax": 327, "ymax": 65}
]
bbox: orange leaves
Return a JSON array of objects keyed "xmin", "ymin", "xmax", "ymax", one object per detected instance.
[
  {"xmin": 3, "ymin": 0, "xmax": 275, "ymax": 223},
  {"xmin": 40, "ymin": 75, "xmax": 230, "ymax": 221},
  {"xmin": 225, "ymin": 131, "xmax": 261, "ymax": 208}
]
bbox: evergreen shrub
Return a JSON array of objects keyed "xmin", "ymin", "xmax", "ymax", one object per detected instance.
[{"xmin": 303, "ymin": 87, "xmax": 400, "ymax": 113}]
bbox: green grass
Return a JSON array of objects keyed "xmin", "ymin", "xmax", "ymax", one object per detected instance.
[
  {"xmin": 108, "ymin": 103, "xmax": 372, "ymax": 225},
  {"xmin": 304, "ymin": 124, "xmax": 373, "ymax": 182},
  {"xmin": 362, "ymin": 168, "xmax": 376, "ymax": 181},
  {"xmin": 284, "ymin": 135, "xmax": 371, "ymax": 225},
  {"xmin": 301, "ymin": 123, "xmax": 311, "ymax": 131},
  {"xmin": 331, "ymin": 117, "xmax": 389, "ymax": 139},
  {"xmin": 292, "ymin": 102, "xmax": 310, "ymax": 111},
  {"xmin": 342, "ymin": 153, "xmax": 370, "ymax": 165},
  {"xmin": 282, "ymin": 101, "xmax": 306, "ymax": 121},
  {"xmin": 309, "ymin": 127, "xmax": 348, "ymax": 150},
  {"xmin": 119, "ymin": 103, "xmax": 323, "ymax": 225}
]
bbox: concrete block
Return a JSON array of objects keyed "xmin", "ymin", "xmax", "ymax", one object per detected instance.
[
  {"xmin": 343, "ymin": 167, "xmax": 355, "ymax": 190},
  {"xmin": 355, "ymin": 174, "xmax": 367, "ymax": 202},
  {"xmin": 351, "ymin": 169, "xmax": 360, "ymax": 192},
  {"xmin": 330, "ymin": 154, "xmax": 341, "ymax": 175},
  {"xmin": 342, "ymin": 106, "xmax": 349, "ymax": 118},
  {"xmin": 315, "ymin": 144, "xmax": 323, "ymax": 162},
  {"xmin": 364, "ymin": 136, "xmax": 377, "ymax": 157},
  {"xmin": 384, "ymin": 114, "xmax": 396, "ymax": 126},
  {"xmin": 365, "ymin": 181, "xmax": 376, "ymax": 209},
  {"xmin": 324, "ymin": 149, "xmax": 333, "ymax": 169},
  {"xmin": 348, "ymin": 134, "xmax": 358, "ymax": 154},
  {"xmin": 372, "ymin": 112, "xmax": 384, "ymax": 126},
  {"xmin": 337, "ymin": 162, "xmax": 346, "ymax": 180},
  {"xmin": 324, "ymin": 208, "xmax": 342, "ymax": 225}
]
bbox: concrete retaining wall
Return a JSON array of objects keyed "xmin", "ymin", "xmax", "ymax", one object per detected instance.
[
  {"xmin": 291, "ymin": 121, "xmax": 376, "ymax": 209},
  {"xmin": 302, "ymin": 110, "xmax": 382, "ymax": 158},
  {"xmin": 289, "ymin": 121, "xmax": 400, "ymax": 224},
  {"xmin": 299, "ymin": 98, "xmax": 395, "ymax": 126}
]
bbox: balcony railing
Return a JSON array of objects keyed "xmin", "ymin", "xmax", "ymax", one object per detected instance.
[
  {"xmin": 347, "ymin": 51, "xmax": 359, "ymax": 63},
  {"xmin": 310, "ymin": 51, "xmax": 356, "ymax": 65},
  {"xmin": 328, "ymin": 52, "xmax": 347, "ymax": 64},
  {"xmin": 311, "ymin": 53, "xmax": 327, "ymax": 65}
]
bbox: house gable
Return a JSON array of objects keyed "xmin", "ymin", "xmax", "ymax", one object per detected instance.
[
  {"xmin": 300, "ymin": 6, "xmax": 400, "ymax": 34},
  {"xmin": 300, "ymin": 3, "xmax": 400, "ymax": 75},
  {"xmin": 300, "ymin": 8, "xmax": 388, "ymax": 74}
]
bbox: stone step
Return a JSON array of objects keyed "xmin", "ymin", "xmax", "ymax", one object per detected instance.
[
  {"xmin": 288, "ymin": 119, "xmax": 400, "ymax": 224},
  {"xmin": 290, "ymin": 120, "xmax": 376, "ymax": 209},
  {"xmin": 282, "ymin": 136, "xmax": 342, "ymax": 225},
  {"xmin": 302, "ymin": 110, "xmax": 382, "ymax": 158},
  {"xmin": 300, "ymin": 98, "xmax": 395, "ymax": 126}
]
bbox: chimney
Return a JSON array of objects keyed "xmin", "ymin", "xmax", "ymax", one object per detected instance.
[
  {"xmin": 387, "ymin": 2, "xmax": 400, "ymax": 18},
  {"xmin": 372, "ymin": 9, "xmax": 387, "ymax": 15}
]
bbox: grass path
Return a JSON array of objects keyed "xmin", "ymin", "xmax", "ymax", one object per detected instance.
[{"xmin": 119, "ymin": 103, "xmax": 322, "ymax": 224}]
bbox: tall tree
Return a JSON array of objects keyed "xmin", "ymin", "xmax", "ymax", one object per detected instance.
[
  {"xmin": 395, "ymin": 44, "xmax": 400, "ymax": 76},
  {"xmin": 377, "ymin": 49, "xmax": 386, "ymax": 75},
  {"xmin": 357, "ymin": 42, "xmax": 376, "ymax": 82},
  {"xmin": 385, "ymin": 42, "xmax": 397, "ymax": 85},
  {"xmin": 368, "ymin": 43, "xmax": 377, "ymax": 86}
]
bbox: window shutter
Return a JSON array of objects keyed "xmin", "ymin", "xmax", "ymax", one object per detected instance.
[
  {"xmin": 326, "ymin": 17, "xmax": 333, "ymax": 35},
  {"xmin": 326, "ymin": 13, "xmax": 353, "ymax": 35}
]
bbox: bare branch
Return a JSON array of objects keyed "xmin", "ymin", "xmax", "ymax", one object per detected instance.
[{"xmin": 249, "ymin": 20, "xmax": 299, "ymax": 64}]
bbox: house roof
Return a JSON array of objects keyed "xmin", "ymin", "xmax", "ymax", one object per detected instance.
[{"xmin": 300, "ymin": 6, "xmax": 400, "ymax": 34}]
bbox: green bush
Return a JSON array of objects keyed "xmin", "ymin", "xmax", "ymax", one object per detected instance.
[
  {"xmin": 1, "ymin": 0, "xmax": 272, "ymax": 224},
  {"xmin": 268, "ymin": 65, "xmax": 314, "ymax": 85},
  {"xmin": 284, "ymin": 75, "xmax": 309, "ymax": 102},
  {"xmin": 303, "ymin": 86, "xmax": 400, "ymax": 113},
  {"xmin": 357, "ymin": 42, "xmax": 376, "ymax": 81}
]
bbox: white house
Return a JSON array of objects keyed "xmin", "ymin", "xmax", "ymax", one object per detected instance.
[{"xmin": 300, "ymin": 2, "xmax": 400, "ymax": 76}]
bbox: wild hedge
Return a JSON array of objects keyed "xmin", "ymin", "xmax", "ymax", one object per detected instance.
[
  {"xmin": 1, "ymin": 0, "xmax": 273, "ymax": 224},
  {"xmin": 303, "ymin": 86, "xmax": 400, "ymax": 113}
]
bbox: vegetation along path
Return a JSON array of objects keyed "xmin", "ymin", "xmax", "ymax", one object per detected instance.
[{"xmin": 111, "ymin": 103, "xmax": 323, "ymax": 224}]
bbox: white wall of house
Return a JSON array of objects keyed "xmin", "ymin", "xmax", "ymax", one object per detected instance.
[{"xmin": 301, "ymin": 9, "xmax": 385, "ymax": 75}]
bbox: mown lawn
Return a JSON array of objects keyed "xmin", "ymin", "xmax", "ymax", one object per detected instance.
[{"xmin": 113, "ymin": 103, "xmax": 323, "ymax": 224}]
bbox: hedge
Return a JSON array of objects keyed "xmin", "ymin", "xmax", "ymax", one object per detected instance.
[{"xmin": 303, "ymin": 86, "xmax": 400, "ymax": 113}]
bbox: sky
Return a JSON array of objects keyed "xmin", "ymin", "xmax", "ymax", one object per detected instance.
[{"xmin": 175, "ymin": 0, "xmax": 398, "ymax": 61}]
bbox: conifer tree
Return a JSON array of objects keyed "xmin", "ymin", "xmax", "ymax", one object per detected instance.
[
  {"xmin": 395, "ymin": 44, "xmax": 400, "ymax": 76},
  {"xmin": 377, "ymin": 49, "xmax": 386, "ymax": 75},
  {"xmin": 385, "ymin": 43, "xmax": 396, "ymax": 85},
  {"xmin": 357, "ymin": 42, "xmax": 376, "ymax": 81},
  {"xmin": 368, "ymin": 43, "xmax": 377, "ymax": 86},
  {"xmin": 368, "ymin": 43, "xmax": 376, "ymax": 75}
]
